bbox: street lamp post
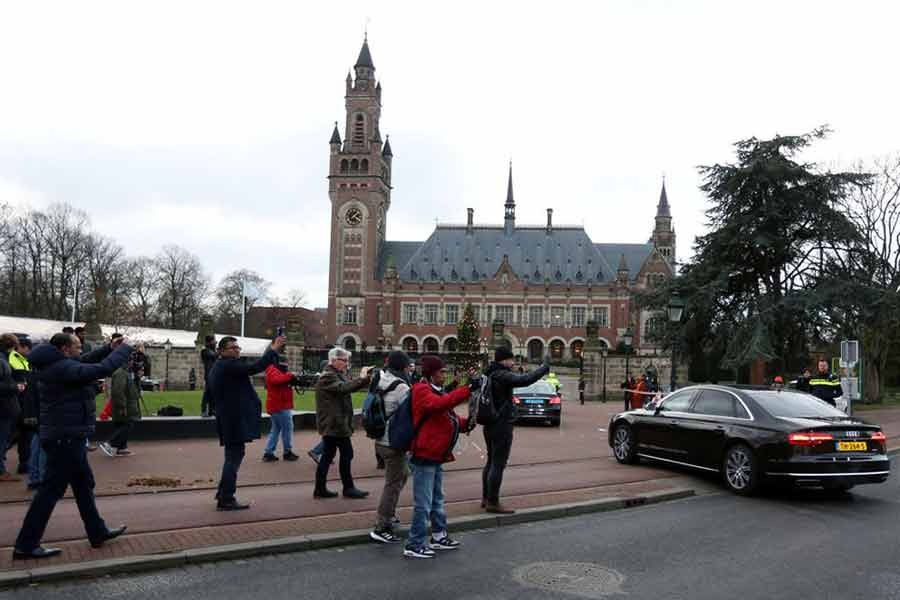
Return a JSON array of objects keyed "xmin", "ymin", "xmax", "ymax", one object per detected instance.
[
  {"xmin": 667, "ymin": 291, "xmax": 686, "ymax": 393},
  {"xmin": 623, "ymin": 327, "xmax": 634, "ymax": 380},
  {"xmin": 163, "ymin": 338, "xmax": 172, "ymax": 391},
  {"xmin": 601, "ymin": 346, "xmax": 608, "ymax": 403}
]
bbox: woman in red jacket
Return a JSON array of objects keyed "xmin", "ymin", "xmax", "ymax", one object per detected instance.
[
  {"xmin": 404, "ymin": 355, "xmax": 474, "ymax": 559},
  {"xmin": 262, "ymin": 360, "xmax": 299, "ymax": 462}
]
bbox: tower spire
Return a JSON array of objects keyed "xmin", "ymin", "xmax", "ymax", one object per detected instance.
[
  {"xmin": 657, "ymin": 177, "xmax": 671, "ymax": 217},
  {"xmin": 504, "ymin": 161, "xmax": 515, "ymax": 235}
]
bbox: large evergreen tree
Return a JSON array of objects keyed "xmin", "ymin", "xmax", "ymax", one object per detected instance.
[{"xmin": 648, "ymin": 128, "xmax": 863, "ymax": 378}]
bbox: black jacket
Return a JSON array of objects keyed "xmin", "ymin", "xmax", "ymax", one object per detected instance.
[
  {"xmin": 28, "ymin": 342, "xmax": 133, "ymax": 440},
  {"xmin": 484, "ymin": 361, "xmax": 551, "ymax": 423},
  {"xmin": 201, "ymin": 347, "xmax": 217, "ymax": 379},
  {"xmin": 0, "ymin": 352, "xmax": 18, "ymax": 420},
  {"xmin": 210, "ymin": 349, "xmax": 279, "ymax": 446},
  {"xmin": 809, "ymin": 372, "xmax": 843, "ymax": 406}
]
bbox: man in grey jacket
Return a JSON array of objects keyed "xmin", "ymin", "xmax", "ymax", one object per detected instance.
[{"xmin": 370, "ymin": 351, "xmax": 412, "ymax": 544}]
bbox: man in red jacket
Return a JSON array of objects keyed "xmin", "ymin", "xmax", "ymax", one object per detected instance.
[
  {"xmin": 404, "ymin": 355, "xmax": 474, "ymax": 559},
  {"xmin": 262, "ymin": 359, "xmax": 299, "ymax": 462}
]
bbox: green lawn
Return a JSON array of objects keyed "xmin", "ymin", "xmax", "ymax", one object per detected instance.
[{"xmin": 95, "ymin": 389, "xmax": 367, "ymax": 417}]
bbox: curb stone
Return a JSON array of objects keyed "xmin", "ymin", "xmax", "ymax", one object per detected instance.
[{"xmin": 1, "ymin": 488, "xmax": 695, "ymax": 589}]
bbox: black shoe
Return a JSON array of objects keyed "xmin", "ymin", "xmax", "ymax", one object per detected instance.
[
  {"xmin": 90, "ymin": 525, "xmax": 127, "ymax": 548},
  {"xmin": 216, "ymin": 500, "xmax": 250, "ymax": 511},
  {"xmin": 13, "ymin": 546, "xmax": 62, "ymax": 560},
  {"xmin": 313, "ymin": 488, "xmax": 338, "ymax": 499},
  {"xmin": 262, "ymin": 453, "xmax": 279, "ymax": 463},
  {"xmin": 370, "ymin": 528, "xmax": 401, "ymax": 544},
  {"xmin": 283, "ymin": 451, "xmax": 300, "ymax": 462},
  {"xmin": 343, "ymin": 488, "xmax": 369, "ymax": 499}
]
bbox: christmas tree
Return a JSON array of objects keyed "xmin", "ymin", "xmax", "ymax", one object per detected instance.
[{"xmin": 456, "ymin": 303, "xmax": 481, "ymax": 371}]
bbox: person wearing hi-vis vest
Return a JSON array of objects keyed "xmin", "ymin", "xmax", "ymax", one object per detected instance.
[{"xmin": 808, "ymin": 359, "xmax": 843, "ymax": 407}]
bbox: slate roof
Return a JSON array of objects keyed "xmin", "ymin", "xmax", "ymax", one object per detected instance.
[
  {"xmin": 355, "ymin": 40, "xmax": 375, "ymax": 69},
  {"xmin": 376, "ymin": 226, "xmax": 654, "ymax": 284}
]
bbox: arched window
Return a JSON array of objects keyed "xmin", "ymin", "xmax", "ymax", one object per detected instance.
[
  {"xmin": 340, "ymin": 159, "xmax": 349, "ymax": 173},
  {"xmin": 549, "ymin": 340, "xmax": 565, "ymax": 360},
  {"xmin": 571, "ymin": 340, "xmax": 584, "ymax": 359},
  {"xmin": 444, "ymin": 338, "xmax": 458, "ymax": 353},
  {"xmin": 402, "ymin": 337, "xmax": 418, "ymax": 353},
  {"xmin": 360, "ymin": 158, "xmax": 369, "ymax": 173},
  {"xmin": 423, "ymin": 337, "xmax": 439, "ymax": 353},
  {"xmin": 342, "ymin": 337, "xmax": 357, "ymax": 352},
  {"xmin": 353, "ymin": 114, "xmax": 365, "ymax": 147},
  {"xmin": 350, "ymin": 158, "xmax": 359, "ymax": 172},
  {"xmin": 527, "ymin": 339, "xmax": 544, "ymax": 362}
]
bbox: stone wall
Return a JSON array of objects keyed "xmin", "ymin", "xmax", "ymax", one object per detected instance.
[{"xmin": 142, "ymin": 345, "xmax": 267, "ymax": 390}]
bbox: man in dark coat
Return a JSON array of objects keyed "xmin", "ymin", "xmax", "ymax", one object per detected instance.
[
  {"xmin": 481, "ymin": 347, "xmax": 550, "ymax": 514},
  {"xmin": 13, "ymin": 332, "xmax": 132, "ymax": 560},
  {"xmin": 313, "ymin": 347, "xmax": 372, "ymax": 499},
  {"xmin": 209, "ymin": 335, "xmax": 285, "ymax": 511}
]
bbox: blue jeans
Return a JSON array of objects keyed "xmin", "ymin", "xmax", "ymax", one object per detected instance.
[
  {"xmin": 0, "ymin": 418, "xmax": 11, "ymax": 474},
  {"xmin": 310, "ymin": 440, "xmax": 323, "ymax": 456},
  {"xmin": 408, "ymin": 460, "xmax": 447, "ymax": 549},
  {"xmin": 265, "ymin": 410, "xmax": 293, "ymax": 454},
  {"xmin": 29, "ymin": 432, "xmax": 46, "ymax": 485},
  {"xmin": 15, "ymin": 438, "xmax": 108, "ymax": 551}
]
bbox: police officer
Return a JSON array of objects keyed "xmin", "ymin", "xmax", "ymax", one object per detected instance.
[{"xmin": 808, "ymin": 359, "xmax": 843, "ymax": 406}]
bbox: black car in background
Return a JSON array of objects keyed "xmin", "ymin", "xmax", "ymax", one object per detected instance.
[
  {"xmin": 608, "ymin": 385, "xmax": 889, "ymax": 495},
  {"xmin": 513, "ymin": 381, "xmax": 562, "ymax": 426}
]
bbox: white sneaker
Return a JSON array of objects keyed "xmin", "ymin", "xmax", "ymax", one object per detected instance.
[
  {"xmin": 403, "ymin": 545, "xmax": 436, "ymax": 559},
  {"xmin": 99, "ymin": 443, "xmax": 115, "ymax": 457}
]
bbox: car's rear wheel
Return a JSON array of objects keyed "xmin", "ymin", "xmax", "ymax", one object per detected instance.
[
  {"xmin": 612, "ymin": 423, "xmax": 638, "ymax": 464},
  {"xmin": 723, "ymin": 443, "xmax": 758, "ymax": 496}
]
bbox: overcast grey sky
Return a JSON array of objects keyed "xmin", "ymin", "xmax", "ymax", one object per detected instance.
[{"xmin": 1, "ymin": 1, "xmax": 898, "ymax": 307}]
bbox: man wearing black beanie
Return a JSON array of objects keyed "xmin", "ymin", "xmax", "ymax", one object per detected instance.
[{"xmin": 481, "ymin": 346, "xmax": 550, "ymax": 514}]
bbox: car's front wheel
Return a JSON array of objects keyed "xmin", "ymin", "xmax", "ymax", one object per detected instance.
[
  {"xmin": 723, "ymin": 443, "xmax": 759, "ymax": 496},
  {"xmin": 612, "ymin": 423, "xmax": 638, "ymax": 464}
]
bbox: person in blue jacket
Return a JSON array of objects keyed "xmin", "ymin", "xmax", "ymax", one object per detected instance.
[{"xmin": 13, "ymin": 332, "xmax": 133, "ymax": 560}]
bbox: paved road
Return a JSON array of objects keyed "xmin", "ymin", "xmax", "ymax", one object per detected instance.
[{"xmin": 10, "ymin": 459, "xmax": 899, "ymax": 599}]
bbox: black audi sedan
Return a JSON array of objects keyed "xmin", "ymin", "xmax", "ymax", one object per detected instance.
[
  {"xmin": 512, "ymin": 381, "xmax": 562, "ymax": 426},
  {"xmin": 608, "ymin": 385, "xmax": 889, "ymax": 495}
]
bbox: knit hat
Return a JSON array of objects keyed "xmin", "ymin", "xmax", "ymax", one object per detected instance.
[
  {"xmin": 494, "ymin": 346, "xmax": 514, "ymax": 362},
  {"xmin": 387, "ymin": 350, "xmax": 410, "ymax": 372},
  {"xmin": 420, "ymin": 354, "xmax": 445, "ymax": 380}
]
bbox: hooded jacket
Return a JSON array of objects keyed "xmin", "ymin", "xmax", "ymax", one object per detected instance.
[
  {"xmin": 375, "ymin": 368, "xmax": 411, "ymax": 447},
  {"xmin": 265, "ymin": 364, "xmax": 295, "ymax": 414},
  {"xmin": 28, "ymin": 342, "xmax": 133, "ymax": 440},
  {"xmin": 484, "ymin": 361, "xmax": 550, "ymax": 423},
  {"xmin": 315, "ymin": 365, "xmax": 369, "ymax": 437}
]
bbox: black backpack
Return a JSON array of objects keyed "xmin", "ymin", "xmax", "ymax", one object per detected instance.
[
  {"xmin": 157, "ymin": 405, "xmax": 183, "ymax": 417},
  {"xmin": 475, "ymin": 374, "xmax": 500, "ymax": 425},
  {"xmin": 362, "ymin": 376, "xmax": 403, "ymax": 439}
]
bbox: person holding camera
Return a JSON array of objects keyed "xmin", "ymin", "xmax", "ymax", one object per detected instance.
[
  {"xmin": 209, "ymin": 335, "xmax": 285, "ymax": 511},
  {"xmin": 262, "ymin": 357, "xmax": 300, "ymax": 463},
  {"xmin": 313, "ymin": 347, "xmax": 372, "ymax": 499}
]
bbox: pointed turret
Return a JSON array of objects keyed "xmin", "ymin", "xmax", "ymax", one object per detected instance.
[
  {"xmin": 382, "ymin": 135, "xmax": 393, "ymax": 158},
  {"xmin": 355, "ymin": 38, "xmax": 375, "ymax": 70},
  {"xmin": 504, "ymin": 161, "xmax": 515, "ymax": 236},
  {"xmin": 617, "ymin": 253, "xmax": 630, "ymax": 283},
  {"xmin": 330, "ymin": 121, "xmax": 342, "ymax": 145},
  {"xmin": 657, "ymin": 180, "xmax": 671, "ymax": 217}
]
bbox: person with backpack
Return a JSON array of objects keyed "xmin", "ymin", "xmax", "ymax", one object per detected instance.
[
  {"xmin": 480, "ymin": 347, "xmax": 550, "ymax": 515},
  {"xmin": 403, "ymin": 354, "xmax": 475, "ymax": 559},
  {"xmin": 368, "ymin": 350, "xmax": 413, "ymax": 544}
]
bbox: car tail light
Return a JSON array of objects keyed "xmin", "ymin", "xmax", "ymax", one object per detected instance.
[
  {"xmin": 549, "ymin": 396, "xmax": 561, "ymax": 405},
  {"xmin": 788, "ymin": 431, "xmax": 834, "ymax": 446},
  {"xmin": 512, "ymin": 396, "xmax": 520, "ymax": 405},
  {"xmin": 871, "ymin": 431, "xmax": 886, "ymax": 442}
]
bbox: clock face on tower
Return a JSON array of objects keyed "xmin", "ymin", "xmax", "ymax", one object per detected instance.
[{"xmin": 345, "ymin": 207, "xmax": 363, "ymax": 226}]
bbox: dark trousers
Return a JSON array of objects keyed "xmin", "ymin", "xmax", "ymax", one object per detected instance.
[
  {"xmin": 15, "ymin": 438, "xmax": 108, "ymax": 551},
  {"xmin": 216, "ymin": 443, "xmax": 245, "ymax": 503},
  {"xmin": 108, "ymin": 422, "xmax": 133, "ymax": 450},
  {"xmin": 315, "ymin": 436, "xmax": 355, "ymax": 492},
  {"xmin": 482, "ymin": 421, "xmax": 514, "ymax": 504},
  {"xmin": 15, "ymin": 421, "xmax": 34, "ymax": 473}
]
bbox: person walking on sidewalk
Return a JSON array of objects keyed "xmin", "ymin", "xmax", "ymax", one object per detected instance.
[
  {"xmin": 313, "ymin": 348, "xmax": 372, "ymax": 499},
  {"xmin": 404, "ymin": 355, "xmax": 474, "ymax": 559},
  {"xmin": 210, "ymin": 335, "xmax": 284, "ymax": 511},
  {"xmin": 481, "ymin": 347, "xmax": 550, "ymax": 515},
  {"xmin": 8, "ymin": 336, "xmax": 34, "ymax": 476},
  {"xmin": 370, "ymin": 350, "xmax": 413, "ymax": 544},
  {"xmin": 13, "ymin": 332, "xmax": 133, "ymax": 560},
  {"xmin": 262, "ymin": 357, "xmax": 299, "ymax": 463},
  {"xmin": 99, "ymin": 336, "xmax": 142, "ymax": 458},
  {"xmin": 0, "ymin": 333, "xmax": 24, "ymax": 482}
]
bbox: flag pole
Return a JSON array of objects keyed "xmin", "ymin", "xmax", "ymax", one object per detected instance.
[{"xmin": 241, "ymin": 279, "xmax": 246, "ymax": 337}]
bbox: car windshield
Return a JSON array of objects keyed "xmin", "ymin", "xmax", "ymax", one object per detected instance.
[
  {"xmin": 514, "ymin": 381, "xmax": 556, "ymax": 395},
  {"xmin": 749, "ymin": 391, "xmax": 848, "ymax": 418}
]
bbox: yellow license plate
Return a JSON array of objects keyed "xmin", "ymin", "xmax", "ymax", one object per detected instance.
[{"xmin": 837, "ymin": 441, "xmax": 867, "ymax": 451}]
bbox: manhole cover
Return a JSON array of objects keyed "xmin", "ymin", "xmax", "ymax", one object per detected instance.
[{"xmin": 513, "ymin": 561, "xmax": 625, "ymax": 598}]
